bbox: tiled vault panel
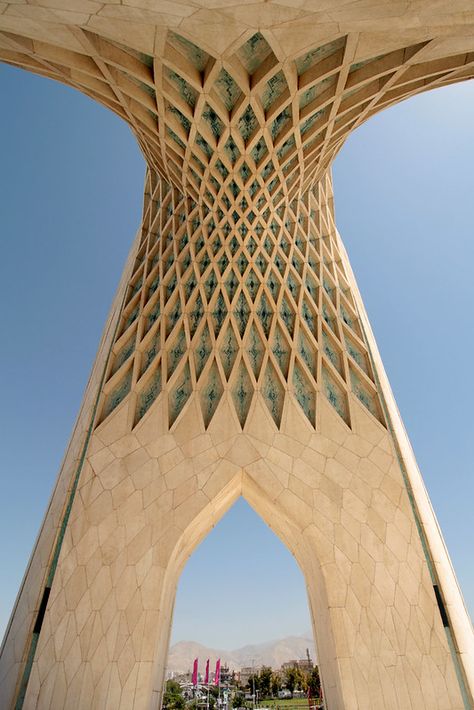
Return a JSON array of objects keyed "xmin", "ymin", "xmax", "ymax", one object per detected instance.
[
  {"xmin": 98, "ymin": 170, "xmax": 385, "ymax": 435},
  {"xmin": 1, "ymin": 27, "xmax": 473, "ymax": 195}
]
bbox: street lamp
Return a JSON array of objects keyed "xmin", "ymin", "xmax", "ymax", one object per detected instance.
[{"xmin": 252, "ymin": 660, "xmax": 255, "ymax": 710}]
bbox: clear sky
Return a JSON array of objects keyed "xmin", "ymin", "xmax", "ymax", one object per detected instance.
[{"xmin": 0, "ymin": 63, "xmax": 473, "ymax": 651}]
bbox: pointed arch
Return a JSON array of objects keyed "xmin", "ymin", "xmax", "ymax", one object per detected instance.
[{"xmin": 146, "ymin": 468, "xmax": 342, "ymax": 710}]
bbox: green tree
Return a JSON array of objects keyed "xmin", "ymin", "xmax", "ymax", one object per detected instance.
[
  {"xmin": 209, "ymin": 686, "xmax": 219, "ymax": 699},
  {"xmin": 208, "ymin": 684, "xmax": 219, "ymax": 709},
  {"xmin": 189, "ymin": 687, "xmax": 216, "ymax": 710},
  {"xmin": 284, "ymin": 667, "xmax": 298, "ymax": 698},
  {"xmin": 270, "ymin": 673, "xmax": 281, "ymax": 697},
  {"xmin": 295, "ymin": 667, "xmax": 305, "ymax": 692},
  {"xmin": 247, "ymin": 673, "xmax": 260, "ymax": 695},
  {"xmin": 162, "ymin": 680, "xmax": 185, "ymax": 710},
  {"xmin": 306, "ymin": 666, "xmax": 321, "ymax": 699},
  {"xmin": 232, "ymin": 691, "xmax": 246, "ymax": 708},
  {"xmin": 259, "ymin": 667, "xmax": 272, "ymax": 698}
]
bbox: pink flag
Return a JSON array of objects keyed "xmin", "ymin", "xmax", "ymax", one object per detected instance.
[
  {"xmin": 192, "ymin": 658, "xmax": 198, "ymax": 686},
  {"xmin": 214, "ymin": 658, "xmax": 221, "ymax": 686},
  {"xmin": 204, "ymin": 659, "xmax": 210, "ymax": 685}
]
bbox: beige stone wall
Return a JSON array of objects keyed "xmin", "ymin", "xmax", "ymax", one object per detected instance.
[
  {"xmin": 1, "ymin": 170, "xmax": 467, "ymax": 709},
  {"xmin": 1, "ymin": 6, "xmax": 473, "ymax": 708},
  {"xmin": 19, "ymin": 346, "xmax": 465, "ymax": 710},
  {"xmin": 0, "ymin": 223, "xmax": 141, "ymax": 710},
  {"xmin": 335, "ymin": 229, "xmax": 474, "ymax": 701}
]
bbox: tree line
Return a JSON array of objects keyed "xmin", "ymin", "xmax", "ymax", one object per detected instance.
[
  {"xmin": 163, "ymin": 663, "xmax": 322, "ymax": 710},
  {"xmin": 242, "ymin": 664, "xmax": 321, "ymax": 701}
]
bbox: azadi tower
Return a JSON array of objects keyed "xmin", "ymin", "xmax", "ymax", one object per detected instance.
[{"xmin": 1, "ymin": 2, "xmax": 474, "ymax": 708}]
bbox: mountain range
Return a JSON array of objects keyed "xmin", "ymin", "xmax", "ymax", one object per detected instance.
[{"xmin": 166, "ymin": 635, "xmax": 316, "ymax": 674}]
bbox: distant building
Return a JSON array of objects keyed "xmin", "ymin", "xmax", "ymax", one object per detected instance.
[
  {"xmin": 239, "ymin": 666, "xmax": 261, "ymax": 687},
  {"xmin": 281, "ymin": 660, "xmax": 299, "ymax": 671},
  {"xmin": 281, "ymin": 659, "xmax": 313, "ymax": 673},
  {"xmin": 219, "ymin": 664, "xmax": 232, "ymax": 685},
  {"xmin": 297, "ymin": 659, "xmax": 313, "ymax": 673},
  {"xmin": 167, "ymin": 671, "xmax": 192, "ymax": 683}
]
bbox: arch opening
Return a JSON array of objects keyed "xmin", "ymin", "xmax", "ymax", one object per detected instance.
[{"xmin": 157, "ymin": 490, "xmax": 327, "ymax": 710}]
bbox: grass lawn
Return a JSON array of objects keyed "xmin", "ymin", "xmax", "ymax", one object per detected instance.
[{"xmin": 258, "ymin": 698, "xmax": 322, "ymax": 708}]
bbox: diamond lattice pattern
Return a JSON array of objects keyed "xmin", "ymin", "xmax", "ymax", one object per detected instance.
[{"xmin": 98, "ymin": 169, "xmax": 385, "ymax": 431}]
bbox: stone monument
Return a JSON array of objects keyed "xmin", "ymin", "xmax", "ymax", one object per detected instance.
[{"xmin": 0, "ymin": 3, "xmax": 473, "ymax": 708}]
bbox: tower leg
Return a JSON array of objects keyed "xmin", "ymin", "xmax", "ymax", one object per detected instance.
[{"xmin": 2, "ymin": 172, "xmax": 472, "ymax": 709}]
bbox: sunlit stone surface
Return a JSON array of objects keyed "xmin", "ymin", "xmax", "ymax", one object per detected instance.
[{"xmin": 1, "ymin": 3, "xmax": 474, "ymax": 708}]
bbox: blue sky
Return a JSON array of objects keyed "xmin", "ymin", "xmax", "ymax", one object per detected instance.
[{"xmin": 0, "ymin": 63, "xmax": 473, "ymax": 650}]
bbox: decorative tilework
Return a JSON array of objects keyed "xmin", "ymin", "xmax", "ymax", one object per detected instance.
[
  {"xmin": 200, "ymin": 360, "xmax": 223, "ymax": 427},
  {"xmin": 298, "ymin": 332, "xmax": 317, "ymax": 380},
  {"xmin": 350, "ymin": 367, "xmax": 385, "ymax": 424},
  {"xmin": 322, "ymin": 365, "xmax": 350, "ymax": 426},
  {"xmin": 102, "ymin": 369, "xmax": 132, "ymax": 420},
  {"xmin": 112, "ymin": 335, "xmax": 136, "ymax": 375},
  {"xmin": 247, "ymin": 324, "xmax": 264, "ymax": 378},
  {"xmin": 272, "ymin": 327, "xmax": 290, "ymax": 377},
  {"xmin": 220, "ymin": 326, "xmax": 238, "ymax": 379},
  {"xmin": 167, "ymin": 328, "xmax": 186, "ymax": 378},
  {"xmin": 194, "ymin": 325, "xmax": 212, "ymax": 380},
  {"xmin": 232, "ymin": 360, "xmax": 253, "ymax": 427},
  {"xmin": 169, "ymin": 362, "xmax": 192, "ymax": 426},
  {"xmin": 95, "ymin": 174, "xmax": 385, "ymax": 432},
  {"xmin": 262, "ymin": 362, "xmax": 284, "ymax": 427},
  {"xmin": 293, "ymin": 362, "xmax": 316, "ymax": 424},
  {"xmin": 136, "ymin": 365, "xmax": 162, "ymax": 423}
]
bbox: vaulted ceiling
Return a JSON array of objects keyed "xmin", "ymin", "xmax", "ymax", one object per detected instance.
[{"xmin": 1, "ymin": 1, "xmax": 473, "ymax": 193}]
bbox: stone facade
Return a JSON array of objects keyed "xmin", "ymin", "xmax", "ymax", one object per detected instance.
[{"xmin": 1, "ymin": 3, "xmax": 473, "ymax": 708}]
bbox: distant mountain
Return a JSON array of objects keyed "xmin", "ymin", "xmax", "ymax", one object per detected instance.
[{"xmin": 167, "ymin": 635, "xmax": 316, "ymax": 674}]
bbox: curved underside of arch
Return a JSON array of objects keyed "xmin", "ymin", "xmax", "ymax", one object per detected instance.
[{"xmin": 1, "ymin": 2, "xmax": 474, "ymax": 193}]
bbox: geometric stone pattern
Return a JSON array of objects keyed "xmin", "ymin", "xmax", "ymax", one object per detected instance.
[
  {"xmin": 1, "ymin": 3, "xmax": 474, "ymax": 710},
  {"xmin": 98, "ymin": 169, "xmax": 385, "ymax": 433},
  {"xmin": 11, "ymin": 342, "xmax": 470, "ymax": 710},
  {"xmin": 1, "ymin": 26, "xmax": 473, "ymax": 195}
]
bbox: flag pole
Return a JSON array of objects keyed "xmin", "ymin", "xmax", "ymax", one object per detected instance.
[
  {"xmin": 192, "ymin": 658, "xmax": 199, "ymax": 701},
  {"xmin": 215, "ymin": 659, "xmax": 221, "ymax": 710}
]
